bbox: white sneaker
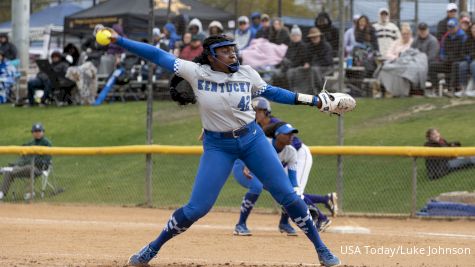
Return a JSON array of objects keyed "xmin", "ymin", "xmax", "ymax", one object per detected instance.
[
  {"xmin": 318, "ymin": 90, "xmax": 356, "ymax": 115},
  {"xmin": 24, "ymin": 192, "xmax": 35, "ymax": 200},
  {"xmin": 0, "ymin": 191, "xmax": 4, "ymax": 200},
  {"xmin": 454, "ymin": 91, "xmax": 465, "ymax": 97}
]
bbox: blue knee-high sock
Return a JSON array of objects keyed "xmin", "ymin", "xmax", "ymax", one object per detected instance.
[
  {"xmin": 304, "ymin": 193, "xmax": 328, "ymax": 204},
  {"xmin": 238, "ymin": 192, "xmax": 260, "ymax": 225},
  {"xmin": 284, "ymin": 198, "xmax": 325, "ymax": 249},
  {"xmin": 149, "ymin": 207, "xmax": 194, "ymax": 252}
]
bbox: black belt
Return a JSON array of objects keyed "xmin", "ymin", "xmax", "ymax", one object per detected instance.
[{"xmin": 220, "ymin": 126, "xmax": 250, "ymax": 138}]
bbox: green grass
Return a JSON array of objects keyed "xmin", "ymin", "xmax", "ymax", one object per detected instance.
[{"xmin": 1, "ymin": 98, "xmax": 474, "ymax": 214}]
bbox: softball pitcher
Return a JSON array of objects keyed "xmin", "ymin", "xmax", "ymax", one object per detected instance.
[{"xmin": 94, "ymin": 25, "xmax": 355, "ymax": 267}]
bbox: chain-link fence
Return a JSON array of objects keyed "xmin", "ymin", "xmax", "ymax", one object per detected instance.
[{"xmin": 1, "ymin": 148, "xmax": 474, "ymax": 216}]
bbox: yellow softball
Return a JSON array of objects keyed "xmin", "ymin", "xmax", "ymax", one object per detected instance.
[{"xmin": 96, "ymin": 29, "xmax": 112, "ymax": 46}]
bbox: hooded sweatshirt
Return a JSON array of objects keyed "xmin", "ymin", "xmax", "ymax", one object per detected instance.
[
  {"xmin": 373, "ymin": 8, "xmax": 400, "ymax": 56},
  {"xmin": 0, "ymin": 34, "xmax": 17, "ymax": 60},
  {"xmin": 314, "ymin": 12, "xmax": 339, "ymax": 57},
  {"xmin": 188, "ymin": 18, "xmax": 206, "ymax": 41}
]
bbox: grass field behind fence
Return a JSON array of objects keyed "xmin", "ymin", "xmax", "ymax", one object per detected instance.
[{"xmin": 1, "ymin": 98, "xmax": 475, "ymax": 214}]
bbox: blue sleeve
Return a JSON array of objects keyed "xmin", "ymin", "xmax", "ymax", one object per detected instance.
[
  {"xmin": 256, "ymin": 85, "xmax": 318, "ymax": 106},
  {"xmin": 288, "ymin": 169, "xmax": 298, "ymax": 187},
  {"xmin": 116, "ymin": 37, "xmax": 176, "ymax": 73}
]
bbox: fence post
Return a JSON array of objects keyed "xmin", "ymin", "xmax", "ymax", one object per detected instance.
[
  {"xmin": 28, "ymin": 156, "xmax": 35, "ymax": 203},
  {"xmin": 411, "ymin": 157, "xmax": 418, "ymax": 217}
]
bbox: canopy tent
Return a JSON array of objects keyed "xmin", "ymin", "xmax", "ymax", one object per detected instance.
[
  {"xmin": 0, "ymin": 3, "xmax": 84, "ymax": 30},
  {"xmin": 64, "ymin": 0, "xmax": 235, "ymax": 39}
]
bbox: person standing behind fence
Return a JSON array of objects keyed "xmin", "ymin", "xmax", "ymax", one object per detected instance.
[
  {"xmin": 429, "ymin": 18, "xmax": 467, "ymax": 95},
  {"xmin": 455, "ymin": 23, "xmax": 475, "ymax": 97},
  {"xmin": 437, "ymin": 3, "xmax": 458, "ymax": 41},
  {"xmin": 0, "ymin": 123, "xmax": 52, "ymax": 201},
  {"xmin": 373, "ymin": 8, "xmax": 400, "ymax": 58}
]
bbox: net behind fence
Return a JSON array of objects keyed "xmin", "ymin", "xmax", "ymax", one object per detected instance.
[{"xmin": 1, "ymin": 150, "xmax": 474, "ymax": 216}]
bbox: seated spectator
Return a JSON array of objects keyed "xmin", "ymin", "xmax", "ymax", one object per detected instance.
[
  {"xmin": 373, "ymin": 8, "xmax": 400, "ymax": 57},
  {"xmin": 424, "ymin": 128, "xmax": 475, "ymax": 180},
  {"xmin": 208, "ymin": 21, "xmax": 224, "ymax": 36},
  {"xmin": 152, "ymin": 28, "xmax": 169, "ymax": 51},
  {"xmin": 187, "ymin": 18, "xmax": 206, "ymax": 42},
  {"xmin": 437, "ymin": 3, "xmax": 458, "ymax": 41},
  {"xmin": 411, "ymin": 22, "xmax": 440, "ymax": 63},
  {"xmin": 250, "ymin": 12, "xmax": 262, "ymax": 33},
  {"xmin": 63, "ymin": 43, "xmax": 80, "ymax": 66},
  {"xmin": 285, "ymin": 25, "xmax": 311, "ymax": 93},
  {"xmin": 179, "ymin": 35, "xmax": 203, "ymax": 61},
  {"xmin": 0, "ymin": 33, "xmax": 17, "ymax": 60},
  {"xmin": 353, "ymin": 15, "xmax": 379, "ymax": 77},
  {"xmin": 269, "ymin": 17, "xmax": 290, "ymax": 45},
  {"xmin": 255, "ymin": 14, "xmax": 271, "ymax": 40},
  {"xmin": 0, "ymin": 51, "xmax": 17, "ymax": 103},
  {"xmin": 162, "ymin": 22, "xmax": 181, "ymax": 52},
  {"xmin": 459, "ymin": 16, "xmax": 471, "ymax": 34},
  {"xmin": 456, "ymin": 23, "xmax": 475, "ymax": 97},
  {"xmin": 235, "ymin": 16, "xmax": 255, "ymax": 51},
  {"xmin": 344, "ymin": 14, "xmax": 360, "ymax": 57},
  {"xmin": 27, "ymin": 51, "xmax": 72, "ymax": 106},
  {"xmin": 0, "ymin": 123, "xmax": 52, "ymax": 201},
  {"xmin": 107, "ymin": 24, "xmax": 127, "ymax": 65},
  {"xmin": 385, "ymin": 23, "xmax": 413, "ymax": 61},
  {"xmin": 429, "ymin": 18, "xmax": 467, "ymax": 94},
  {"xmin": 306, "ymin": 27, "xmax": 334, "ymax": 92},
  {"xmin": 314, "ymin": 12, "xmax": 339, "ymax": 57},
  {"xmin": 173, "ymin": 32, "xmax": 192, "ymax": 57}
]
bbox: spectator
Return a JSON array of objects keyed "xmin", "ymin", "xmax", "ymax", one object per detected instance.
[
  {"xmin": 459, "ymin": 16, "xmax": 471, "ymax": 34},
  {"xmin": 354, "ymin": 15, "xmax": 379, "ymax": 51},
  {"xmin": 250, "ymin": 12, "xmax": 262, "ymax": 33},
  {"xmin": 314, "ymin": 12, "xmax": 339, "ymax": 57},
  {"xmin": 0, "ymin": 123, "xmax": 52, "ymax": 201},
  {"xmin": 63, "ymin": 43, "xmax": 80, "ymax": 66},
  {"xmin": 436, "ymin": 3, "xmax": 458, "ymax": 41},
  {"xmin": 0, "ymin": 50, "xmax": 17, "ymax": 103},
  {"xmin": 255, "ymin": 14, "xmax": 271, "ymax": 39},
  {"xmin": 173, "ymin": 32, "xmax": 192, "ymax": 57},
  {"xmin": 179, "ymin": 35, "xmax": 203, "ymax": 61},
  {"xmin": 107, "ymin": 24, "xmax": 126, "ymax": 60},
  {"xmin": 373, "ymin": 8, "xmax": 401, "ymax": 57},
  {"xmin": 208, "ymin": 21, "xmax": 224, "ymax": 36},
  {"xmin": 269, "ymin": 17, "xmax": 290, "ymax": 46},
  {"xmin": 162, "ymin": 22, "xmax": 181, "ymax": 52},
  {"xmin": 152, "ymin": 27, "xmax": 169, "ymax": 51},
  {"xmin": 385, "ymin": 23, "xmax": 413, "ymax": 61},
  {"xmin": 306, "ymin": 27, "xmax": 334, "ymax": 92},
  {"xmin": 456, "ymin": 23, "xmax": 475, "ymax": 97},
  {"xmin": 187, "ymin": 18, "xmax": 206, "ymax": 42},
  {"xmin": 424, "ymin": 128, "xmax": 475, "ymax": 180},
  {"xmin": 429, "ymin": 18, "xmax": 467, "ymax": 94},
  {"xmin": 344, "ymin": 14, "xmax": 360, "ymax": 57},
  {"xmin": 411, "ymin": 22, "xmax": 440, "ymax": 63},
  {"xmin": 27, "ymin": 51, "xmax": 71, "ymax": 106},
  {"xmin": 0, "ymin": 33, "xmax": 17, "ymax": 60},
  {"xmin": 235, "ymin": 16, "xmax": 255, "ymax": 51},
  {"xmin": 285, "ymin": 25, "xmax": 311, "ymax": 92}
]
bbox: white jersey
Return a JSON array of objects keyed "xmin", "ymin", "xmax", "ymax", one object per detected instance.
[
  {"xmin": 267, "ymin": 138, "xmax": 298, "ymax": 173},
  {"xmin": 175, "ymin": 59, "xmax": 267, "ymax": 132}
]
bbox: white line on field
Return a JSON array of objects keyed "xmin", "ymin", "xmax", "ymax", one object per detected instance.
[{"xmin": 1, "ymin": 216, "xmax": 474, "ymax": 240}]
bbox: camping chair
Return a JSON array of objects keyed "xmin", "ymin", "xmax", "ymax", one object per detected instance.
[{"xmin": 36, "ymin": 59, "xmax": 76, "ymax": 105}]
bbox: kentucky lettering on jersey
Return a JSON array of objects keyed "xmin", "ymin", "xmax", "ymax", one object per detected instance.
[
  {"xmin": 175, "ymin": 59, "xmax": 267, "ymax": 132},
  {"xmin": 197, "ymin": 80, "xmax": 251, "ymax": 94}
]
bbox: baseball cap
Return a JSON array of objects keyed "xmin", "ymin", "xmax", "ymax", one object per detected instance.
[
  {"xmin": 418, "ymin": 22, "xmax": 429, "ymax": 30},
  {"xmin": 31, "ymin": 123, "xmax": 44, "ymax": 132},
  {"xmin": 275, "ymin": 123, "xmax": 299, "ymax": 136},
  {"xmin": 238, "ymin": 16, "xmax": 249, "ymax": 24},
  {"xmin": 261, "ymin": 14, "xmax": 270, "ymax": 21},
  {"xmin": 251, "ymin": 97, "xmax": 271, "ymax": 112},
  {"xmin": 447, "ymin": 18, "xmax": 458, "ymax": 28},
  {"xmin": 446, "ymin": 3, "xmax": 458, "ymax": 11}
]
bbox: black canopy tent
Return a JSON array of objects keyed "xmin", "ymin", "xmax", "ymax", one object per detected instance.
[{"xmin": 64, "ymin": 0, "xmax": 234, "ymax": 39}]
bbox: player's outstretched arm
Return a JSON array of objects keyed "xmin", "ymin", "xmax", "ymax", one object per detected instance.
[{"xmin": 94, "ymin": 25, "xmax": 176, "ymax": 73}]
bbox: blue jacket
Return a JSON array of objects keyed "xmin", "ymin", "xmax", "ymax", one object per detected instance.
[{"xmin": 440, "ymin": 29, "xmax": 467, "ymax": 62}]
